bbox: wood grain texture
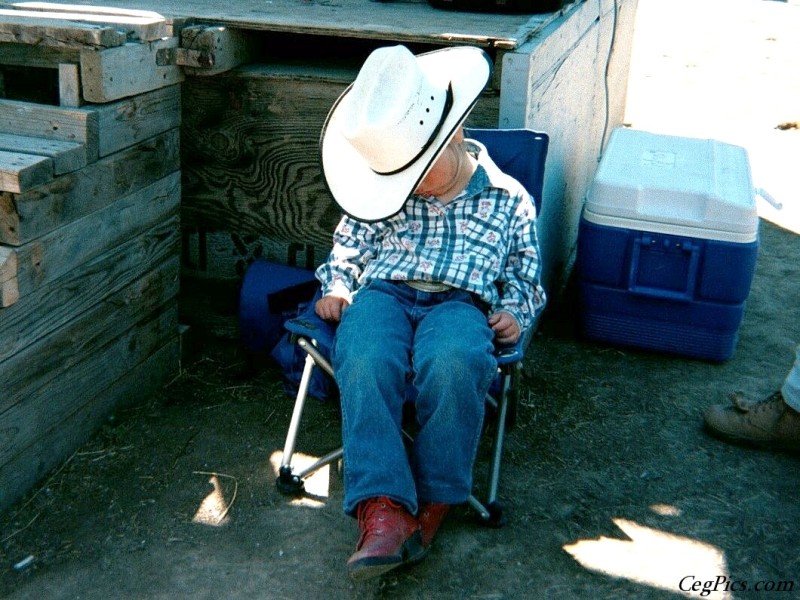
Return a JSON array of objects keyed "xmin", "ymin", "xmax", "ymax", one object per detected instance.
[
  {"xmin": 12, "ymin": 171, "xmax": 179, "ymax": 300},
  {"xmin": 0, "ymin": 216, "xmax": 180, "ymax": 362},
  {"xmin": 0, "ymin": 322, "xmax": 179, "ymax": 513},
  {"xmin": 1, "ymin": 128, "xmax": 179, "ymax": 245},
  {"xmin": 180, "ymin": 65, "xmax": 499, "ymax": 253},
  {"xmin": 0, "ymin": 255, "xmax": 180, "ymax": 416},
  {"xmin": 0, "ymin": 0, "xmax": 557, "ymax": 50}
]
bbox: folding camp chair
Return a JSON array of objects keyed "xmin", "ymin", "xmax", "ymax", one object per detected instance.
[{"xmin": 242, "ymin": 128, "xmax": 549, "ymax": 526}]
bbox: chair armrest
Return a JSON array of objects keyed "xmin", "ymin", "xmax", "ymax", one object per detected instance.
[{"xmin": 284, "ymin": 295, "xmax": 337, "ymax": 355}]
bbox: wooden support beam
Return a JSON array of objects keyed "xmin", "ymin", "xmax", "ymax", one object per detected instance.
[
  {"xmin": 0, "ymin": 148, "xmax": 53, "ymax": 193},
  {"xmin": 58, "ymin": 62, "xmax": 81, "ymax": 106},
  {"xmin": 95, "ymin": 84, "xmax": 181, "ymax": 158},
  {"xmin": 80, "ymin": 38, "xmax": 184, "ymax": 103},
  {"xmin": 0, "ymin": 42, "xmax": 81, "ymax": 68},
  {"xmin": 0, "ymin": 217, "xmax": 179, "ymax": 363},
  {"xmin": 178, "ymin": 25, "xmax": 256, "ymax": 76}
]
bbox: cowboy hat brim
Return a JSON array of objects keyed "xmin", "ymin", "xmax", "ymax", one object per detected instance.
[{"xmin": 320, "ymin": 46, "xmax": 493, "ymax": 222}]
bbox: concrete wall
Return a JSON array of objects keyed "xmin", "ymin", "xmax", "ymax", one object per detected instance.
[{"xmin": 500, "ymin": 0, "xmax": 638, "ymax": 296}]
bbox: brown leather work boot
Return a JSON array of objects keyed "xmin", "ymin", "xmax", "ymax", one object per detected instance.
[
  {"xmin": 347, "ymin": 497, "xmax": 423, "ymax": 580},
  {"xmin": 418, "ymin": 503, "xmax": 450, "ymax": 549},
  {"xmin": 704, "ymin": 391, "xmax": 800, "ymax": 451}
]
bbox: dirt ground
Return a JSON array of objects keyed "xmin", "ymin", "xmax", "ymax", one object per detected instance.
[{"xmin": 1, "ymin": 0, "xmax": 799, "ymax": 598}]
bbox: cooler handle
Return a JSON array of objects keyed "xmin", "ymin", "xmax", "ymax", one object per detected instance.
[{"xmin": 627, "ymin": 235, "xmax": 701, "ymax": 302}]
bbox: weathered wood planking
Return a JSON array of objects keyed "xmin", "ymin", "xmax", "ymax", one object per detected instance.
[
  {"xmin": 0, "ymin": 262, "xmax": 179, "ymax": 467},
  {"xmin": 0, "ymin": 132, "xmax": 86, "ymax": 175},
  {"xmin": 0, "ymin": 98, "xmax": 98, "ymax": 160},
  {"xmin": 58, "ymin": 62, "xmax": 81, "ymax": 106},
  {"xmin": 95, "ymin": 84, "xmax": 181, "ymax": 158},
  {"xmin": 0, "ymin": 3, "xmax": 169, "ymax": 42},
  {"xmin": 0, "ymin": 216, "xmax": 180, "ymax": 362},
  {"xmin": 80, "ymin": 38, "xmax": 184, "ymax": 103},
  {"xmin": 15, "ymin": 0, "xmax": 556, "ymax": 51},
  {"xmin": 181, "ymin": 65, "xmax": 351, "ymax": 250},
  {"xmin": 0, "ymin": 336, "xmax": 179, "ymax": 514},
  {"xmin": 0, "ymin": 15, "xmax": 125, "ymax": 48},
  {"xmin": 0, "ymin": 129, "xmax": 179, "ymax": 246},
  {"xmin": 0, "ymin": 72, "xmax": 178, "ymax": 159},
  {"xmin": 181, "ymin": 63, "xmax": 499, "ymax": 276},
  {"xmin": 0, "ymin": 42, "xmax": 81, "ymax": 67},
  {"xmin": 0, "ymin": 148, "xmax": 53, "ymax": 193},
  {"xmin": 10, "ymin": 171, "xmax": 180, "ymax": 301},
  {"xmin": 177, "ymin": 25, "xmax": 256, "ymax": 76},
  {"xmin": 0, "ymin": 244, "xmax": 17, "ymax": 306}
]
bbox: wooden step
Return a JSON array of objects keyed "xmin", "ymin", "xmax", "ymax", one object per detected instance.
[
  {"xmin": 0, "ymin": 148, "xmax": 53, "ymax": 193},
  {"xmin": 0, "ymin": 133, "xmax": 86, "ymax": 175}
]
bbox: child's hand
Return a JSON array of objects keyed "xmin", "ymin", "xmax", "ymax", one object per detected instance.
[
  {"xmin": 315, "ymin": 295, "xmax": 350, "ymax": 322},
  {"xmin": 488, "ymin": 311, "xmax": 521, "ymax": 345}
]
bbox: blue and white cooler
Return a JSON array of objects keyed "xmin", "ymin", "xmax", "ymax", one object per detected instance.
[{"xmin": 577, "ymin": 128, "xmax": 759, "ymax": 361}]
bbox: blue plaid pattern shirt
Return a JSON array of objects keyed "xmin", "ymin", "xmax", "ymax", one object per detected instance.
[{"xmin": 316, "ymin": 140, "xmax": 546, "ymax": 330}]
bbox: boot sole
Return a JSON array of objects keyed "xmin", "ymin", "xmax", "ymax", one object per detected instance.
[
  {"xmin": 348, "ymin": 532, "xmax": 425, "ymax": 581},
  {"xmin": 704, "ymin": 423, "xmax": 800, "ymax": 453}
]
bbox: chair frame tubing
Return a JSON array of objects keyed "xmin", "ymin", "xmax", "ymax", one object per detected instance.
[{"xmin": 276, "ymin": 333, "xmax": 514, "ymax": 527}]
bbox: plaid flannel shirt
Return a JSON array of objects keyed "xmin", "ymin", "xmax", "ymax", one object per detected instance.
[{"xmin": 315, "ymin": 140, "xmax": 546, "ymax": 330}]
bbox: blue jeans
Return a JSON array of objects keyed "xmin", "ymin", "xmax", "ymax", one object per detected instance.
[{"xmin": 332, "ymin": 279, "xmax": 497, "ymax": 516}]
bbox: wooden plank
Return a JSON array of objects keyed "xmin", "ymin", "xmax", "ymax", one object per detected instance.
[
  {"xmin": 58, "ymin": 62, "xmax": 81, "ymax": 107},
  {"xmin": 95, "ymin": 84, "xmax": 181, "ymax": 157},
  {"xmin": 0, "ymin": 98, "xmax": 98, "ymax": 160},
  {"xmin": 0, "ymin": 148, "xmax": 53, "ymax": 193},
  {"xmin": 0, "ymin": 15, "xmax": 125, "ymax": 48},
  {"xmin": 80, "ymin": 38, "xmax": 184, "ymax": 104},
  {"xmin": 12, "ymin": 171, "xmax": 180, "ymax": 300},
  {"xmin": 0, "ymin": 3, "xmax": 169, "ymax": 42},
  {"xmin": 0, "ymin": 216, "xmax": 180, "ymax": 361},
  {"xmin": 0, "ymin": 244, "xmax": 17, "ymax": 306},
  {"xmin": 0, "ymin": 267, "xmax": 179, "ymax": 470},
  {"xmin": 2, "ymin": 0, "xmax": 554, "ymax": 49},
  {"xmin": 179, "ymin": 25, "xmax": 255, "ymax": 76},
  {"xmin": 0, "ymin": 42, "xmax": 81, "ymax": 68},
  {"xmin": 0, "ymin": 132, "xmax": 86, "ymax": 175},
  {"xmin": 0, "ymin": 128, "xmax": 179, "ymax": 245},
  {"xmin": 0, "ymin": 336, "xmax": 179, "ymax": 514}
]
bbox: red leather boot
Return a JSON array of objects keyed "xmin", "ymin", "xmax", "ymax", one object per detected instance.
[
  {"xmin": 347, "ymin": 496, "xmax": 423, "ymax": 580},
  {"xmin": 418, "ymin": 503, "xmax": 450, "ymax": 550}
]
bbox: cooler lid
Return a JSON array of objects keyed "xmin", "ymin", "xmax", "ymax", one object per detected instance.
[{"xmin": 586, "ymin": 128, "xmax": 758, "ymax": 241}]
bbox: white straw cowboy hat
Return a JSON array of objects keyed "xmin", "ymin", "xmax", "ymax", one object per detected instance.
[{"xmin": 320, "ymin": 45, "xmax": 493, "ymax": 221}]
